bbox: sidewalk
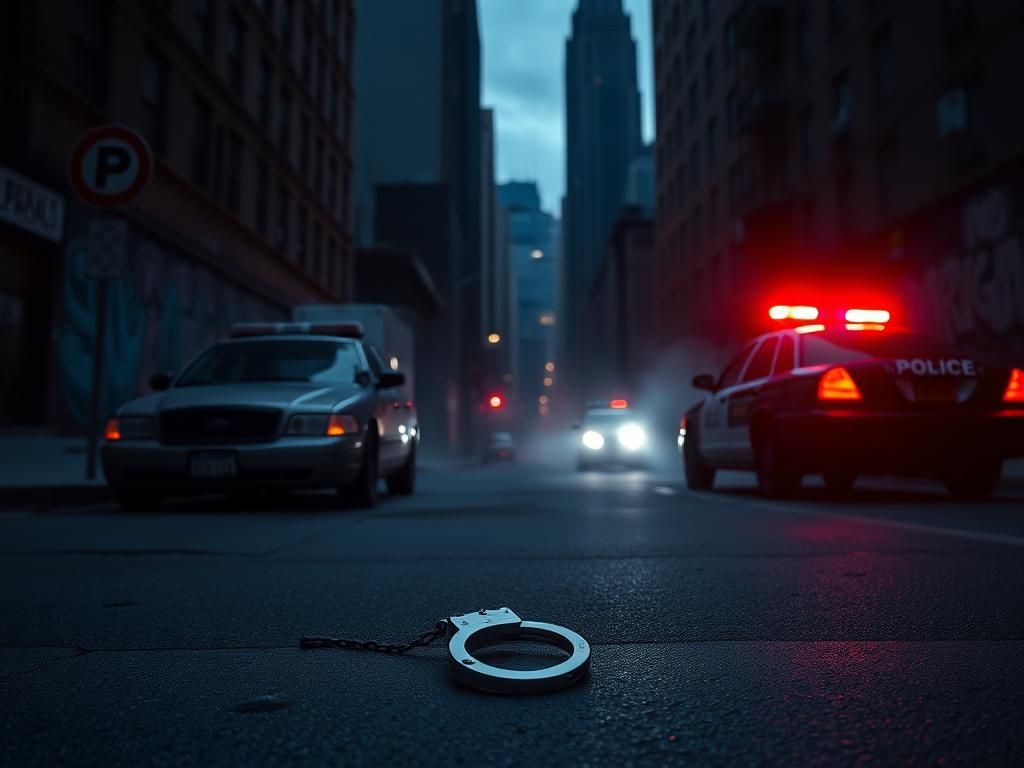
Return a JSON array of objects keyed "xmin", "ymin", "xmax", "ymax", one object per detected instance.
[{"xmin": 0, "ymin": 434, "xmax": 111, "ymax": 509}]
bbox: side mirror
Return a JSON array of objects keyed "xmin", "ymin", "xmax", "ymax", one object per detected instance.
[
  {"xmin": 377, "ymin": 371, "xmax": 406, "ymax": 389},
  {"xmin": 355, "ymin": 370, "xmax": 373, "ymax": 388},
  {"xmin": 150, "ymin": 372, "xmax": 174, "ymax": 391},
  {"xmin": 692, "ymin": 373, "xmax": 716, "ymax": 392}
]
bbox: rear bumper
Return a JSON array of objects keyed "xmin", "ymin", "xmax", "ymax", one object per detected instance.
[
  {"xmin": 102, "ymin": 436, "xmax": 364, "ymax": 496},
  {"xmin": 776, "ymin": 409, "xmax": 1024, "ymax": 474}
]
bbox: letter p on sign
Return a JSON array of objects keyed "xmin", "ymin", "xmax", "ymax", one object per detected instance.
[{"xmin": 69, "ymin": 125, "xmax": 153, "ymax": 208}]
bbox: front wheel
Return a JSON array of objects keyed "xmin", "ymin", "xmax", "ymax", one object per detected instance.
[
  {"xmin": 683, "ymin": 424, "xmax": 715, "ymax": 490},
  {"xmin": 386, "ymin": 444, "xmax": 416, "ymax": 496},
  {"xmin": 942, "ymin": 459, "xmax": 1001, "ymax": 501},
  {"xmin": 343, "ymin": 431, "xmax": 379, "ymax": 508}
]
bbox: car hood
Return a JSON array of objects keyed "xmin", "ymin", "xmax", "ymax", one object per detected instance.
[{"xmin": 119, "ymin": 382, "xmax": 366, "ymax": 414}]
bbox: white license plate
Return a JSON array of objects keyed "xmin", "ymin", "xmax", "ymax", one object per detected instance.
[{"xmin": 189, "ymin": 452, "xmax": 237, "ymax": 478}]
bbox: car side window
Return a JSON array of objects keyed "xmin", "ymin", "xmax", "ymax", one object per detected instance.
[
  {"xmin": 718, "ymin": 342, "xmax": 757, "ymax": 389},
  {"xmin": 773, "ymin": 335, "xmax": 795, "ymax": 375},
  {"xmin": 743, "ymin": 337, "xmax": 779, "ymax": 382}
]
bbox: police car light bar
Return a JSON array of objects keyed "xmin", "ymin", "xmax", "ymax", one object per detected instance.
[
  {"xmin": 844, "ymin": 308, "xmax": 891, "ymax": 324},
  {"xmin": 769, "ymin": 305, "xmax": 820, "ymax": 321},
  {"xmin": 230, "ymin": 321, "xmax": 365, "ymax": 338}
]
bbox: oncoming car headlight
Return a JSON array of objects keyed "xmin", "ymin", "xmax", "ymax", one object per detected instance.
[
  {"xmin": 581, "ymin": 430, "xmax": 605, "ymax": 450},
  {"xmin": 617, "ymin": 423, "xmax": 647, "ymax": 452},
  {"xmin": 105, "ymin": 416, "xmax": 155, "ymax": 441},
  {"xmin": 286, "ymin": 413, "xmax": 360, "ymax": 436}
]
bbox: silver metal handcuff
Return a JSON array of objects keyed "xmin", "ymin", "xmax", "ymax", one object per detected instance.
[{"xmin": 447, "ymin": 607, "xmax": 590, "ymax": 694}]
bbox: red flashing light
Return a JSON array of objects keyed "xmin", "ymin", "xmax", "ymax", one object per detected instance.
[
  {"xmin": 104, "ymin": 418, "xmax": 122, "ymax": 441},
  {"xmin": 845, "ymin": 309, "xmax": 891, "ymax": 324},
  {"xmin": 794, "ymin": 324, "xmax": 826, "ymax": 334},
  {"xmin": 818, "ymin": 366, "xmax": 863, "ymax": 401},
  {"xmin": 769, "ymin": 305, "xmax": 819, "ymax": 322},
  {"xmin": 488, "ymin": 393, "xmax": 505, "ymax": 410},
  {"xmin": 845, "ymin": 323, "xmax": 887, "ymax": 332},
  {"xmin": 609, "ymin": 399, "xmax": 629, "ymax": 409},
  {"xmin": 1003, "ymin": 368, "xmax": 1024, "ymax": 403}
]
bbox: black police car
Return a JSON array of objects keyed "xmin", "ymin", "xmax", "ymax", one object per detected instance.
[{"xmin": 681, "ymin": 305, "xmax": 1024, "ymax": 499}]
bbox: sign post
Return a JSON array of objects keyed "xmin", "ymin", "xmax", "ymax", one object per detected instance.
[{"xmin": 69, "ymin": 125, "xmax": 152, "ymax": 481}]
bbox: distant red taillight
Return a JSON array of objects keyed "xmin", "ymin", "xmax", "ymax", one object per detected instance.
[
  {"xmin": 104, "ymin": 418, "xmax": 122, "ymax": 441},
  {"xmin": 610, "ymin": 399, "xmax": 629, "ymax": 409},
  {"xmin": 818, "ymin": 366, "xmax": 863, "ymax": 401},
  {"xmin": 1003, "ymin": 368, "xmax": 1024, "ymax": 403}
]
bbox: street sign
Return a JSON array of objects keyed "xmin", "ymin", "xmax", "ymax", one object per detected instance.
[
  {"xmin": 86, "ymin": 218, "xmax": 129, "ymax": 279},
  {"xmin": 69, "ymin": 125, "xmax": 152, "ymax": 208}
]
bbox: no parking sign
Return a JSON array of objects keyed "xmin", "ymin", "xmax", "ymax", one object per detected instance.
[{"xmin": 68, "ymin": 125, "xmax": 152, "ymax": 208}]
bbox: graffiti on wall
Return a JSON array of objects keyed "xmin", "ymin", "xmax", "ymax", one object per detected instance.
[
  {"xmin": 55, "ymin": 235, "xmax": 286, "ymax": 427},
  {"xmin": 905, "ymin": 186, "xmax": 1024, "ymax": 355}
]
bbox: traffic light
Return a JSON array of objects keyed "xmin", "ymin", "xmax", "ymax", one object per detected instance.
[{"xmin": 488, "ymin": 393, "xmax": 505, "ymax": 410}]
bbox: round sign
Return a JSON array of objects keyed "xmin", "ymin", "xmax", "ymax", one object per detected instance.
[{"xmin": 69, "ymin": 125, "xmax": 153, "ymax": 208}]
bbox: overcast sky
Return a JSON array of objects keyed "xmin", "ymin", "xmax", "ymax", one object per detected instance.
[{"xmin": 479, "ymin": 0, "xmax": 654, "ymax": 215}]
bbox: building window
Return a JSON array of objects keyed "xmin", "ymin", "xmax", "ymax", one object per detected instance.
[
  {"xmin": 704, "ymin": 49, "xmax": 714, "ymax": 103},
  {"xmin": 328, "ymin": 238, "xmax": 338, "ymax": 293},
  {"xmin": 278, "ymin": 88, "xmax": 292, "ymax": 154},
  {"xmin": 299, "ymin": 113, "xmax": 311, "ymax": 177},
  {"xmin": 277, "ymin": 183, "xmax": 290, "ymax": 250},
  {"xmin": 726, "ymin": 89, "xmax": 737, "ymax": 134},
  {"xmin": 212, "ymin": 124, "xmax": 225, "ymax": 200},
  {"xmin": 702, "ymin": 0, "xmax": 713, "ymax": 31},
  {"xmin": 832, "ymin": 71, "xmax": 851, "ymax": 134},
  {"xmin": 685, "ymin": 22, "xmax": 696, "ymax": 66},
  {"xmin": 328, "ymin": 156, "xmax": 338, "ymax": 212},
  {"xmin": 799, "ymin": 107, "xmax": 813, "ymax": 166},
  {"xmin": 688, "ymin": 82, "xmax": 698, "ymax": 126},
  {"xmin": 301, "ymin": 21, "xmax": 313, "ymax": 82},
  {"xmin": 315, "ymin": 138, "xmax": 324, "ymax": 198},
  {"xmin": 258, "ymin": 54, "xmax": 272, "ymax": 128},
  {"xmin": 279, "ymin": 0, "xmax": 294, "ymax": 52},
  {"xmin": 723, "ymin": 17, "xmax": 736, "ymax": 69},
  {"xmin": 330, "ymin": 0, "xmax": 340, "ymax": 51},
  {"xmin": 141, "ymin": 49, "xmax": 168, "ymax": 155},
  {"xmin": 690, "ymin": 142, "xmax": 700, "ymax": 188},
  {"xmin": 317, "ymin": 52, "xmax": 327, "ymax": 113},
  {"xmin": 226, "ymin": 131, "xmax": 242, "ymax": 213},
  {"xmin": 329, "ymin": 75, "xmax": 339, "ymax": 130},
  {"xmin": 255, "ymin": 160, "xmax": 269, "ymax": 236},
  {"xmin": 872, "ymin": 24, "xmax": 894, "ymax": 105},
  {"xmin": 191, "ymin": 94, "xmax": 213, "ymax": 190},
  {"xmin": 72, "ymin": 0, "xmax": 109, "ymax": 108},
  {"xmin": 796, "ymin": 8, "xmax": 809, "ymax": 68},
  {"xmin": 195, "ymin": 0, "xmax": 215, "ymax": 58},
  {"xmin": 297, "ymin": 205, "xmax": 308, "ymax": 265},
  {"xmin": 227, "ymin": 11, "xmax": 246, "ymax": 92},
  {"xmin": 313, "ymin": 220, "xmax": 323, "ymax": 277}
]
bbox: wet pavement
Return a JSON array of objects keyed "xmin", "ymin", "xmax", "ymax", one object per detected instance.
[{"xmin": 2, "ymin": 453, "xmax": 1024, "ymax": 766}]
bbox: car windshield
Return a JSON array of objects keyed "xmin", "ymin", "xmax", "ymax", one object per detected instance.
[
  {"xmin": 176, "ymin": 340, "xmax": 363, "ymax": 386},
  {"xmin": 584, "ymin": 411, "xmax": 633, "ymax": 428},
  {"xmin": 801, "ymin": 332, "xmax": 951, "ymax": 366}
]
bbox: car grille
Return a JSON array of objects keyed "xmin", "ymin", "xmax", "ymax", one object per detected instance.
[{"xmin": 159, "ymin": 407, "xmax": 282, "ymax": 445}]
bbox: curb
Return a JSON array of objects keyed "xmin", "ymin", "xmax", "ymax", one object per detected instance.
[{"xmin": 0, "ymin": 485, "xmax": 112, "ymax": 511}]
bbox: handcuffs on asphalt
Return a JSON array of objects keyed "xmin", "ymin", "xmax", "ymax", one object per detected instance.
[{"xmin": 301, "ymin": 607, "xmax": 591, "ymax": 695}]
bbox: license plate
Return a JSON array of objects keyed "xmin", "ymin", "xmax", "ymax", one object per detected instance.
[
  {"xmin": 189, "ymin": 452, "xmax": 237, "ymax": 478},
  {"xmin": 913, "ymin": 381, "xmax": 958, "ymax": 403}
]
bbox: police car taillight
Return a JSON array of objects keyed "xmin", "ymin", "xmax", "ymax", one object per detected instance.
[
  {"xmin": 818, "ymin": 366, "xmax": 863, "ymax": 401},
  {"xmin": 1003, "ymin": 368, "xmax": 1024, "ymax": 403},
  {"xmin": 610, "ymin": 399, "xmax": 629, "ymax": 409},
  {"xmin": 104, "ymin": 418, "xmax": 122, "ymax": 441}
]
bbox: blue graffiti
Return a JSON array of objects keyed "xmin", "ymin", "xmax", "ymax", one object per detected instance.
[{"xmin": 55, "ymin": 241, "xmax": 145, "ymax": 426}]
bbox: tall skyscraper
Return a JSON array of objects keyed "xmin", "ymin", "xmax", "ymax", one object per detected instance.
[{"xmin": 563, "ymin": 0, "xmax": 642, "ymax": 400}]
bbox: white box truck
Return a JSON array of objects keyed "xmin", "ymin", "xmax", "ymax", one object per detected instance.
[{"xmin": 293, "ymin": 304, "xmax": 415, "ymax": 398}]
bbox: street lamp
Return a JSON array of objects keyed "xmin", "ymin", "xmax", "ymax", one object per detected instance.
[
  {"xmin": 487, "ymin": 333, "xmax": 501, "ymax": 344},
  {"xmin": 531, "ymin": 249, "xmax": 544, "ymax": 260},
  {"xmin": 545, "ymin": 361, "xmax": 555, "ymax": 373}
]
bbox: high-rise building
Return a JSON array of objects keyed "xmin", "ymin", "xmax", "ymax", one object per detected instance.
[
  {"xmin": 480, "ymin": 109, "xmax": 511, "ymax": 389},
  {"xmin": 498, "ymin": 182, "xmax": 560, "ymax": 425},
  {"xmin": 0, "ymin": 0, "xmax": 354, "ymax": 429},
  {"xmin": 653, "ymin": 0, "xmax": 1024, "ymax": 359},
  {"xmin": 353, "ymin": 0, "xmax": 482, "ymax": 454},
  {"xmin": 563, "ymin": 0, "xmax": 642, "ymax": 398}
]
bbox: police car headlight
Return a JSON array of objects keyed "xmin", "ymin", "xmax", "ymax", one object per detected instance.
[
  {"xmin": 617, "ymin": 423, "xmax": 647, "ymax": 451},
  {"xmin": 105, "ymin": 416, "xmax": 155, "ymax": 441},
  {"xmin": 581, "ymin": 430, "xmax": 605, "ymax": 450}
]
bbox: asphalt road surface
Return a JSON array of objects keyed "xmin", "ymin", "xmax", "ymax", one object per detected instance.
[{"xmin": 3, "ymin": 445, "xmax": 1024, "ymax": 767}]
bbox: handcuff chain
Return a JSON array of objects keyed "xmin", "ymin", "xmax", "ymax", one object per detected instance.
[{"xmin": 299, "ymin": 619, "xmax": 450, "ymax": 654}]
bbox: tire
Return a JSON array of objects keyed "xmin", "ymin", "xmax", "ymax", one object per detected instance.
[
  {"xmin": 344, "ymin": 429, "xmax": 379, "ymax": 508},
  {"xmin": 942, "ymin": 459, "xmax": 1001, "ymax": 501},
  {"xmin": 386, "ymin": 443, "xmax": 416, "ymax": 496},
  {"xmin": 823, "ymin": 471, "xmax": 856, "ymax": 496},
  {"xmin": 114, "ymin": 489, "xmax": 162, "ymax": 512},
  {"xmin": 683, "ymin": 423, "xmax": 715, "ymax": 490},
  {"xmin": 754, "ymin": 428, "xmax": 800, "ymax": 499}
]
